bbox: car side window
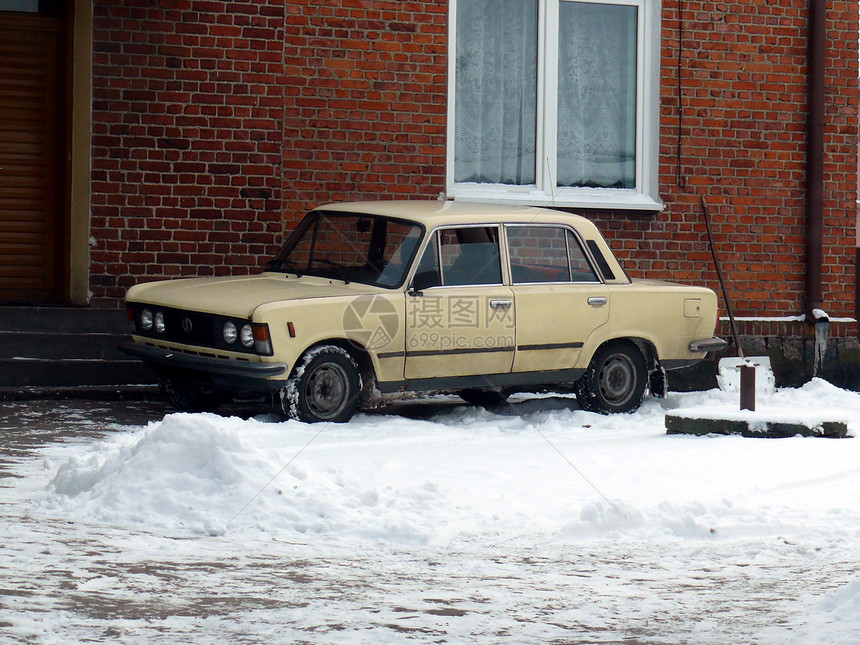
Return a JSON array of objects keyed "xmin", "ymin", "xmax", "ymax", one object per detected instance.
[
  {"xmin": 585, "ymin": 238, "xmax": 616, "ymax": 280},
  {"xmin": 567, "ymin": 230, "xmax": 599, "ymax": 282},
  {"xmin": 506, "ymin": 226, "xmax": 599, "ymax": 284},
  {"xmin": 507, "ymin": 226, "xmax": 571, "ymax": 283},
  {"xmin": 439, "ymin": 227, "xmax": 502, "ymax": 286},
  {"xmin": 413, "ymin": 227, "xmax": 503, "ymax": 289}
]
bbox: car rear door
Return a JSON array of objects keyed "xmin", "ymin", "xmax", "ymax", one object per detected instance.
[{"xmin": 506, "ymin": 225, "xmax": 609, "ymax": 373}]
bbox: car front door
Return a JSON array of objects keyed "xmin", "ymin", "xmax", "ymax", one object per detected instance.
[
  {"xmin": 506, "ymin": 225, "xmax": 609, "ymax": 373},
  {"xmin": 405, "ymin": 226, "xmax": 516, "ymax": 380}
]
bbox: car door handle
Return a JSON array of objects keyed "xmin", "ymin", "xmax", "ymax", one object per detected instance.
[
  {"xmin": 489, "ymin": 299, "xmax": 512, "ymax": 309},
  {"xmin": 587, "ymin": 297, "xmax": 608, "ymax": 307}
]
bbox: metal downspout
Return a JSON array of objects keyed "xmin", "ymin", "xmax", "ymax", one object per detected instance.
[{"xmin": 805, "ymin": 0, "xmax": 826, "ymax": 320}]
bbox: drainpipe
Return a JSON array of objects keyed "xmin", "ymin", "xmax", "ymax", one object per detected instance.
[
  {"xmin": 856, "ymin": 223, "xmax": 860, "ymax": 329},
  {"xmin": 805, "ymin": 0, "xmax": 825, "ymax": 321}
]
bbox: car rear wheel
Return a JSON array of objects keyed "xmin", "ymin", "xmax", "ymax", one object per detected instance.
[
  {"xmin": 575, "ymin": 341, "xmax": 647, "ymax": 414},
  {"xmin": 281, "ymin": 346, "xmax": 361, "ymax": 423},
  {"xmin": 159, "ymin": 378, "xmax": 222, "ymax": 413}
]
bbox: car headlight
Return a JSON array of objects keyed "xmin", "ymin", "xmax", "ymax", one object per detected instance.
[
  {"xmin": 154, "ymin": 311, "xmax": 165, "ymax": 333},
  {"xmin": 240, "ymin": 324, "xmax": 254, "ymax": 348},
  {"xmin": 141, "ymin": 308, "xmax": 153, "ymax": 331},
  {"xmin": 223, "ymin": 321, "xmax": 237, "ymax": 344}
]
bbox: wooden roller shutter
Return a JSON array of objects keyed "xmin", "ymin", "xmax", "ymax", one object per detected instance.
[{"xmin": 0, "ymin": 13, "xmax": 63, "ymax": 301}]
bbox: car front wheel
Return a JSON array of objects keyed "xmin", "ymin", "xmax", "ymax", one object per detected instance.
[
  {"xmin": 575, "ymin": 341, "xmax": 647, "ymax": 414},
  {"xmin": 281, "ymin": 346, "xmax": 361, "ymax": 423}
]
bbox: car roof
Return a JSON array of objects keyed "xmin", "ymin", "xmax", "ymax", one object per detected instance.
[{"xmin": 316, "ymin": 200, "xmax": 598, "ymax": 231}]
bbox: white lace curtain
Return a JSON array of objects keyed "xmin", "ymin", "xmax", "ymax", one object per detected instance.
[
  {"xmin": 454, "ymin": 0, "xmax": 637, "ymax": 189},
  {"xmin": 557, "ymin": 2, "xmax": 637, "ymax": 188},
  {"xmin": 455, "ymin": 0, "xmax": 538, "ymax": 185}
]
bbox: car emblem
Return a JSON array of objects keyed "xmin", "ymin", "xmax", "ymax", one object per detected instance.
[{"xmin": 182, "ymin": 317, "xmax": 192, "ymax": 333}]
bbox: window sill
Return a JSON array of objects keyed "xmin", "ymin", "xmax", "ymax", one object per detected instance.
[{"xmin": 447, "ymin": 184, "xmax": 664, "ymax": 212}]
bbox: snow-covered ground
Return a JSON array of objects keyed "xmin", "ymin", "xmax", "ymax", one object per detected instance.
[{"xmin": 2, "ymin": 380, "xmax": 860, "ymax": 643}]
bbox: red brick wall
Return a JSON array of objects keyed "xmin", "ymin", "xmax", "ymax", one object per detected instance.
[
  {"xmin": 586, "ymin": 0, "xmax": 858, "ymax": 332},
  {"xmin": 280, "ymin": 1, "xmax": 448, "ymax": 213},
  {"xmin": 90, "ymin": 0, "xmax": 287, "ymax": 305},
  {"xmin": 90, "ymin": 0, "xmax": 859, "ymax": 332}
]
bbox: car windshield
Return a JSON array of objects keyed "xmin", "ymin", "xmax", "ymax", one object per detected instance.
[{"xmin": 265, "ymin": 211, "xmax": 424, "ymax": 288}]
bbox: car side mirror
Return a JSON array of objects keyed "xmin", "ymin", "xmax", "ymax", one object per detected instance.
[{"xmin": 411, "ymin": 270, "xmax": 441, "ymax": 293}]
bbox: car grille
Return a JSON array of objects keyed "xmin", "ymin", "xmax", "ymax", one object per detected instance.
[{"xmin": 162, "ymin": 309, "xmax": 216, "ymax": 346}]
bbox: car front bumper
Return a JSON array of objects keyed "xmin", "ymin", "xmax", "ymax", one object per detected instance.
[{"xmin": 119, "ymin": 341, "xmax": 289, "ymax": 392}]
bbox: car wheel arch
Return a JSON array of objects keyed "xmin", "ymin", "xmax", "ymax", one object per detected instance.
[
  {"xmin": 290, "ymin": 338, "xmax": 378, "ymax": 405},
  {"xmin": 629, "ymin": 337, "xmax": 659, "ymax": 370},
  {"xmin": 582, "ymin": 336, "xmax": 658, "ymax": 371}
]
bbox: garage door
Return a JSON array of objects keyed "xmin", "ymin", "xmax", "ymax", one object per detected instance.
[{"xmin": 0, "ymin": 10, "xmax": 64, "ymax": 301}]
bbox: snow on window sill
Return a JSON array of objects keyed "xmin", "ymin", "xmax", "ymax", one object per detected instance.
[
  {"xmin": 720, "ymin": 315, "xmax": 857, "ymax": 324},
  {"xmin": 446, "ymin": 183, "xmax": 664, "ymax": 212}
]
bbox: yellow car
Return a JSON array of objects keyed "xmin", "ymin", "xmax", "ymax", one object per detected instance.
[{"xmin": 121, "ymin": 201, "xmax": 725, "ymax": 421}]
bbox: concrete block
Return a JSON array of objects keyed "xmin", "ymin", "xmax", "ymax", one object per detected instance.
[{"xmin": 665, "ymin": 412, "xmax": 848, "ymax": 438}]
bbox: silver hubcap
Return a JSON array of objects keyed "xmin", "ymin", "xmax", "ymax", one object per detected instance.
[
  {"xmin": 598, "ymin": 353, "xmax": 636, "ymax": 406},
  {"xmin": 305, "ymin": 362, "xmax": 350, "ymax": 420}
]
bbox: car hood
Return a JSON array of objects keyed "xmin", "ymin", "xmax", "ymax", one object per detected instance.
[{"xmin": 126, "ymin": 273, "xmax": 384, "ymax": 318}]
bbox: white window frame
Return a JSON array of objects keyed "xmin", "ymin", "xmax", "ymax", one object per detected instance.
[{"xmin": 446, "ymin": 0, "xmax": 663, "ymax": 211}]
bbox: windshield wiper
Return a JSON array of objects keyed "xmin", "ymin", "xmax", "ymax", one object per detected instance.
[
  {"xmin": 314, "ymin": 258, "xmax": 345, "ymax": 268},
  {"xmin": 309, "ymin": 258, "xmax": 352, "ymax": 284}
]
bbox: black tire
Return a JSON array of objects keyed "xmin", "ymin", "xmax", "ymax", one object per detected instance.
[
  {"xmin": 159, "ymin": 378, "xmax": 222, "ymax": 413},
  {"xmin": 458, "ymin": 389, "xmax": 510, "ymax": 410},
  {"xmin": 574, "ymin": 341, "xmax": 647, "ymax": 414},
  {"xmin": 281, "ymin": 346, "xmax": 361, "ymax": 423}
]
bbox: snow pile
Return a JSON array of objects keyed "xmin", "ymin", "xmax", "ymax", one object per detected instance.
[
  {"xmin": 818, "ymin": 579, "xmax": 860, "ymax": 623},
  {"xmin": 48, "ymin": 413, "xmax": 453, "ymax": 542},
  {"xmin": 762, "ymin": 578, "xmax": 860, "ymax": 643}
]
